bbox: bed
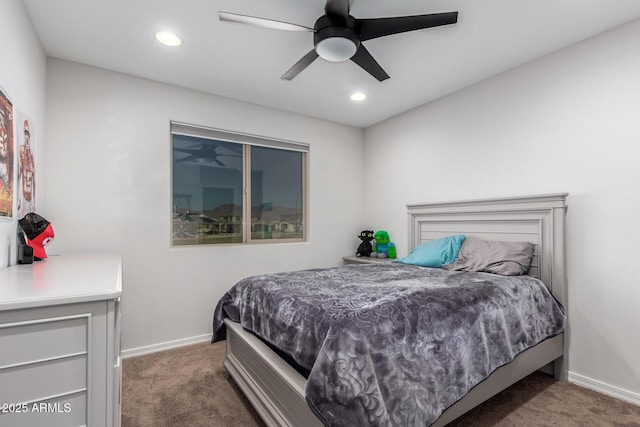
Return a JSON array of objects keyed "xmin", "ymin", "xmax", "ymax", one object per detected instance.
[{"xmin": 212, "ymin": 193, "xmax": 568, "ymax": 426}]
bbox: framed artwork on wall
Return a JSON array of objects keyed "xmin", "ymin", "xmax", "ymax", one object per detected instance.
[
  {"xmin": 16, "ymin": 111, "xmax": 36, "ymax": 218},
  {"xmin": 0, "ymin": 86, "xmax": 14, "ymax": 219}
]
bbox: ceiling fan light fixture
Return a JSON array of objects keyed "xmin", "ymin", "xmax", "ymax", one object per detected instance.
[
  {"xmin": 316, "ymin": 37, "xmax": 357, "ymax": 62},
  {"xmin": 155, "ymin": 31, "xmax": 182, "ymax": 47},
  {"xmin": 314, "ymin": 24, "xmax": 360, "ymax": 62}
]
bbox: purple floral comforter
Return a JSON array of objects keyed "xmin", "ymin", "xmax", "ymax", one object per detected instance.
[{"xmin": 212, "ymin": 263, "xmax": 565, "ymax": 426}]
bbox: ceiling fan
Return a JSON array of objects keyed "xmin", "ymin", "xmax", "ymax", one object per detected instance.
[
  {"xmin": 174, "ymin": 143, "xmax": 241, "ymax": 167},
  {"xmin": 219, "ymin": 0, "xmax": 458, "ymax": 81}
]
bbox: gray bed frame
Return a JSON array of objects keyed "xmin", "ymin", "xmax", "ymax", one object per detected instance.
[{"xmin": 223, "ymin": 193, "xmax": 568, "ymax": 426}]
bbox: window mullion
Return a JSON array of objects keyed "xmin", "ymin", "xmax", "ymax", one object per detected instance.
[
  {"xmin": 243, "ymin": 145, "xmax": 251, "ymax": 244},
  {"xmin": 302, "ymin": 152, "xmax": 307, "ymax": 241}
]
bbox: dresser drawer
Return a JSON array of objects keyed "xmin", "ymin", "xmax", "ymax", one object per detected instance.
[
  {"xmin": 0, "ymin": 354, "xmax": 87, "ymax": 404},
  {"xmin": 0, "ymin": 315, "xmax": 88, "ymax": 368},
  {"xmin": 0, "ymin": 391, "xmax": 86, "ymax": 427}
]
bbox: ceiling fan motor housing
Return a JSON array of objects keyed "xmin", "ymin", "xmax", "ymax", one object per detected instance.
[{"xmin": 313, "ymin": 15, "xmax": 360, "ymax": 62}]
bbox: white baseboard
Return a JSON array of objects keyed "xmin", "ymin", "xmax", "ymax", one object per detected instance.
[
  {"xmin": 568, "ymin": 371, "xmax": 640, "ymax": 406},
  {"xmin": 122, "ymin": 333, "xmax": 212, "ymax": 359}
]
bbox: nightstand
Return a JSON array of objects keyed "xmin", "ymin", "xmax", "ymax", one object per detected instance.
[{"xmin": 343, "ymin": 256, "xmax": 395, "ymax": 265}]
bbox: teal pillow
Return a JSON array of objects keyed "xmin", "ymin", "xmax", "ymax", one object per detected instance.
[{"xmin": 395, "ymin": 235, "xmax": 466, "ymax": 268}]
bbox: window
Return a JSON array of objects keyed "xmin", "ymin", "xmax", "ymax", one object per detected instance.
[{"xmin": 171, "ymin": 122, "xmax": 307, "ymax": 245}]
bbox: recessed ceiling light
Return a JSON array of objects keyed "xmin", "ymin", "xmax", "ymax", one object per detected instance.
[
  {"xmin": 350, "ymin": 92, "xmax": 366, "ymax": 102},
  {"xmin": 155, "ymin": 31, "xmax": 182, "ymax": 47}
]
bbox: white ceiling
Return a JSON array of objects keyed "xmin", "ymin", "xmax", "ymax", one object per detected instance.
[{"xmin": 22, "ymin": 0, "xmax": 640, "ymax": 128}]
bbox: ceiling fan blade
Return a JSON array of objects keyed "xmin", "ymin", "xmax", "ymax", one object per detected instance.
[
  {"xmin": 281, "ymin": 50, "xmax": 319, "ymax": 80},
  {"xmin": 219, "ymin": 12, "xmax": 314, "ymax": 32},
  {"xmin": 325, "ymin": 0, "xmax": 349, "ymax": 23},
  {"xmin": 173, "ymin": 147, "xmax": 195, "ymax": 154},
  {"xmin": 357, "ymin": 12, "xmax": 458, "ymax": 41},
  {"xmin": 350, "ymin": 44, "xmax": 389, "ymax": 82},
  {"xmin": 176, "ymin": 154, "xmax": 198, "ymax": 163}
]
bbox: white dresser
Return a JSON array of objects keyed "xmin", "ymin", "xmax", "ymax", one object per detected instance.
[{"xmin": 0, "ymin": 254, "xmax": 122, "ymax": 427}]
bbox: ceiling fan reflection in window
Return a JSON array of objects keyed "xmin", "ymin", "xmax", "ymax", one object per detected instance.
[
  {"xmin": 174, "ymin": 143, "xmax": 241, "ymax": 167},
  {"xmin": 219, "ymin": 0, "xmax": 458, "ymax": 81}
]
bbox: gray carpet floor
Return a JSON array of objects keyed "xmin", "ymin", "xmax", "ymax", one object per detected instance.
[{"xmin": 122, "ymin": 341, "xmax": 640, "ymax": 426}]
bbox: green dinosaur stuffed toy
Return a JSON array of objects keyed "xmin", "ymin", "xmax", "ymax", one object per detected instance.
[{"xmin": 371, "ymin": 230, "xmax": 396, "ymax": 259}]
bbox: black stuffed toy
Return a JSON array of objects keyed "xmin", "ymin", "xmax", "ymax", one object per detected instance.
[{"xmin": 356, "ymin": 230, "xmax": 375, "ymax": 257}]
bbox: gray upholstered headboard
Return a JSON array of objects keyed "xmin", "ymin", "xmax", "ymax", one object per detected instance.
[{"xmin": 407, "ymin": 194, "xmax": 568, "ymax": 306}]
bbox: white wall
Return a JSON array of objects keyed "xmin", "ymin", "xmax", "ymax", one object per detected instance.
[
  {"xmin": 0, "ymin": 0, "xmax": 47, "ymax": 269},
  {"xmin": 365, "ymin": 19, "xmax": 640, "ymax": 401},
  {"xmin": 45, "ymin": 59, "xmax": 364, "ymax": 352}
]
